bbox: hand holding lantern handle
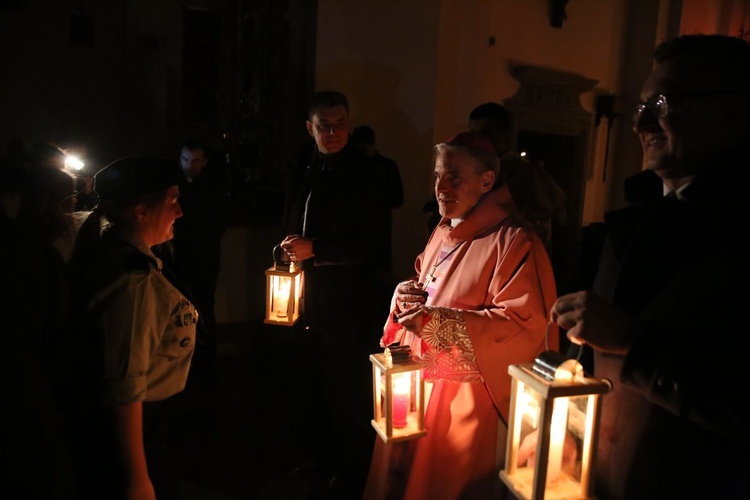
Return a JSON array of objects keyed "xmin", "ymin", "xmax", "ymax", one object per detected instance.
[
  {"xmin": 550, "ymin": 290, "xmax": 638, "ymax": 356},
  {"xmin": 280, "ymin": 234, "xmax": 314, "ymax": 262}
]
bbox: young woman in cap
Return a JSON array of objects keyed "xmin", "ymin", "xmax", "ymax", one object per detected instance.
[{"xmin": 66, "ymin": 156, "xmax": 198, "ymax": 499}]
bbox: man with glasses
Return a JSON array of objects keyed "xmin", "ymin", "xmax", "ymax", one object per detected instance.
[
  {"xmin": 549, "ymin": 35, "xmax": 750, "ymax": 499},
  {"xmin": 279, "ymin": 90, "xmax": 387, "ymax": 498}
]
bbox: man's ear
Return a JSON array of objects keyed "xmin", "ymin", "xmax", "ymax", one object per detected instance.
[
  {"xmin": 306, "ymin": 120, "xmax": 314, "ymax": 137},
  {"xmin": 482, "ymin": 170, "xmax": 496, "ymax": 192},
  {"xmin": 134, "ymin": 203, "xmax": 149, "ymax": 221}
]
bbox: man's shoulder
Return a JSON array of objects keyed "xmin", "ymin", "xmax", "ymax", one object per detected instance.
[
  {"xmin": 602, "ymin": 202, "xmax": 654, "ymax": 234},
  {"xmin": 203, "ymin": 160, "xmax": 227, "ymax": 177},
  {"xmin": 623, "ymin": 170, "xmax": 662, "ymax": 203},
  {"xmin": 100, "ymin": 234, "xmax": 153, "ymax": 271},
  {"xmin": 374, "ymin": 151, "xmax": 398, "ymax": 166},
  {"xmin": 77, "ymin": 234, "xmax": 153, "ymax": 294},
  {"xmin": 341, "ymin": 142, "xmax": 372, "ymax": 160},
  {"xmin": 501, "ymin": 155, "xmax": 553, "ymax": 179},
  {"xmin": 499, "ymin": 155, "xmax": 529, "ymax": 168},
  {"xmin": 336, "ymin": 143, "xmax": 377, "ymax": 169}
]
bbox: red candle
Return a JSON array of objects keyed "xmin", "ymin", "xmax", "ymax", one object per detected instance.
[{"xmin": 392, "ymin": 374, "xmax": 410, "ymax": 428}]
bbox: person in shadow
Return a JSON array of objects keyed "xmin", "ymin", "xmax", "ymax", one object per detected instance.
[
  {"xmin": 66, "ymin": 157, "xmax": 198, "ymax": 499},
  {"xmin": 0, "ymin": 143, "xmax": 79, "ymax": 497},
  {"xmin": 365, "ymin": 131, "xmax": 558, "ymax": 499},
  {"xmin": 468, "ymin": 102, "xmax": 567, "ymax": 251},
  {"xmin": 350, "ymin": 124, "xmax": 405, "ymax": 320},
  {"xmin": 550, "ymin": 34, "xmax": 750, "ymax": 499},
  {"xmin": 278, "ymin": 90, "xmax": 389, "ymax": 498},
  {"xmin": 350, "ymin": 124, "xmax": 404, "ymax": 275},
  {"xmin": 280, "ymin": 90, "xmax": 390, "ymax": 498},
  {"xmin": 169, "ymin": 137, "xmax": 228, "ymax": 381}
]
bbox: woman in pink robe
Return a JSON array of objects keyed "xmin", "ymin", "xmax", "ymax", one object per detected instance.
[{"xmin": 364, "ymin": 132, "xmax": 558, "ymax": 499}]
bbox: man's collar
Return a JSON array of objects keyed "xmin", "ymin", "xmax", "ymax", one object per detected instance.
[{"xmin": 663, "ymin": 176, "xmax": 695, "ymax": 200}]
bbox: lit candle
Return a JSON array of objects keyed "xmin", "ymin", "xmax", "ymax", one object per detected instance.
[
  {"xmin": 392, "ymin": 373, "xmax": 410, "ymax": 428},
  {"xmin": 546, "ymin": 397, "xmax": 568, "ymax": 482},
  {"xmin": 274, "ymin": 278, "xmax": 291, "ymax": 318}
]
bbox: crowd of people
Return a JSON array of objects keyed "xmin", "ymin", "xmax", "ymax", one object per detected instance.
[{"xmin": 1, "ymin": 32, "xmax": 747, "ymax": 500}]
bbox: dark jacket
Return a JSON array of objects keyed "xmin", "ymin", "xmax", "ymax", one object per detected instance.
[
  {"xmin": 283, "ymin": 141, "xmax": 389, "ymax": 334},
  {"xmin": 171, "ymin": 162, "xmax": 228, "ymax": 278},
  {"xmin": 169, "ymin": 162, "xmax": 228, "ymax": 333},
  {"xmin": 371, "ymin": 151, "xmax": 403, "ymax": 274},
  {"xmin": 589, "ymin": 157, "xmax": 750, "ymax": 499}
]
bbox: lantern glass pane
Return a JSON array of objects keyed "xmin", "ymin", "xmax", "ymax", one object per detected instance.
[
  {"xmin": 293, "ymin": 272, "xmax": 302, "ymax": 317},
  {"xmin": 265, "ymin": 264, "xmax": 303, "ymax": 326},
  {"xmin": 271, "ymin": 275, "xmax": 292, "ymax": 318},
  {"xmin": 370, "ymin": 352, "xmax": 427, "ymax": 443},
  {"xmin": 379, "ymin": 371, "xmax": 419, "ymax": 430},
  {"xmin": 515, "ymin": 384, "xmax": 591, "ymax": 498}
]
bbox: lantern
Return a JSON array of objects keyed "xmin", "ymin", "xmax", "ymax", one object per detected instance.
[
  {"xmin": 370, "ymin": 346, "xmax": 427, "ymax": 443},
  {"xmin": 499, "ymin": 351, "xmax": 612, "ymax": 500},
  {"xmin": 264, "ymin": 245, "xmax": 303, "ymax": 326}
]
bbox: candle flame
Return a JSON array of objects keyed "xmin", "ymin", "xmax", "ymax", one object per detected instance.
[{"xmin": 393, "ymin": 373, "xmax": 410, "ymax": 395}]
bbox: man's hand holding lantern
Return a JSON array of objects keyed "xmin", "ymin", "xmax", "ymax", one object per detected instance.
[
  {"xmin": 280, "ymin": 234, "xmax": 314, "ymax": 262},
  {"xmin": 551, "ymin": 290, "xmax": 638, "ymax": 356}
]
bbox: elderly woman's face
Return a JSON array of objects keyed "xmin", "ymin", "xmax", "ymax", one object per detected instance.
[{"xmin": 434, "ymin": 148, "xmax": 493, "ymax": 220}]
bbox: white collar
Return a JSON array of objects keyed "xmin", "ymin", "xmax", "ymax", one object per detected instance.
[{"xmin": 663, "ymin": 177, "xmax": 694, "ymax": 200}]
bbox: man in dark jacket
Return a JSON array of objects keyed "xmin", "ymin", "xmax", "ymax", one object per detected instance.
[
  {"xmin": 350, "ymin": 124, "xmax": 404, "ymax": 276},
  {"xmin": 171, "ymin": 138, "xmax": 228, "ymax": 378},
  {"xmin": 279, "ymin": 90, "xmax": 388, "ymax": 498},
  {"xmin": 551, "ymin": 34, "xmax": 750, "ymax": 499}
]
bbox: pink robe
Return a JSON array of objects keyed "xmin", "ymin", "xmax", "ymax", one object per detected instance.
[{"xmin": 365, "ymin": 187, "xmax": 558, "ymax": 499}]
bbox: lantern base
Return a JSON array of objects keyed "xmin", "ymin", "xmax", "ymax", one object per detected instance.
[
  {"xmin": 263, "ymin": 317, "xmax": 299, "ymax": 327},
  {"xmin": 371, "ymin": 418, "xmax": 427, "ymax": 444},
  {"xmin": 500, "ymin": 469, "xmax": 592, "ymax": 500}
]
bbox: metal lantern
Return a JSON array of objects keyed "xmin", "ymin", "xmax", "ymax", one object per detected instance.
[
  {"xmin": 370, "ymin": 346, "xmax": 427, "ymax": 443},
  {"xmin": 264, "ymin": 245, "xmax": 303, "ymax": 326},
  {"xmin": 499, "ymin": 351, "xmax": 612, "ymax": 500}
]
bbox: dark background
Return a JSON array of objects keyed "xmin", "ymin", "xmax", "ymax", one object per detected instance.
[{"xmin": 0, "ymin": 0, "xmax": 317, "ymax": 227}]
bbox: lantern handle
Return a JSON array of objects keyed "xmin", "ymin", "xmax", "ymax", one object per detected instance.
[
  {"xmin": 384, "ymin": 345, "xmax": 412, "ymax": 366},
  {"xmin": 273, "ymin": 244, "xmax": 291, "ymax": 265},
  {"xmin": 540, "ymin": 314, "xmax": 583, "ymax": 377},
  {"xmin": 545, "ymin": 311, "xmax": 584, "ymax": 364}
]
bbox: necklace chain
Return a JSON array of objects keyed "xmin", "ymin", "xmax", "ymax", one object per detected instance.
[{"xmin": 424, "ymin": 242, "xmax": 464, "ymax": 288}]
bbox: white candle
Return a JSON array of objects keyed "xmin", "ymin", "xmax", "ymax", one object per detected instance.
[
  {"xmin": 274, "ymin": 279, "xmax": 291, "ymax": 318},
  {"xmin": 547, "ymin": 397, "xmax": 568, "ymax": 482}
]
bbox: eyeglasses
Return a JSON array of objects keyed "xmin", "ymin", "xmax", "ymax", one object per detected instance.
[
  {"xmin": 631, "ymin": 91, "xmax": 750, "ymax": 126},
  {"xmin": 313, "ymin": 120, "xmax": 348, "ymax": 133},
  {"xmin": 631, "ymin": 94, "xmax": 669, "ymax": 125}
]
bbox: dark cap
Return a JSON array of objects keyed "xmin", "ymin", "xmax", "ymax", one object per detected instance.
[{"xmin": 94, "ymin": 156, "xmax": 182, "ymax": 202}]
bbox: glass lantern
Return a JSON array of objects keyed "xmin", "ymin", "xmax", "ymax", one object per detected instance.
[
  {"xmin": 370, "ymin": 346, "xmax": 427, "ymax": 443},
  {"xmin": 264, "ymin": 245, "xmax": 303, "ymax": 326},
  {"xmin": 499, "ymin": 351, "xmax": 612, "ymax": 500}
]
